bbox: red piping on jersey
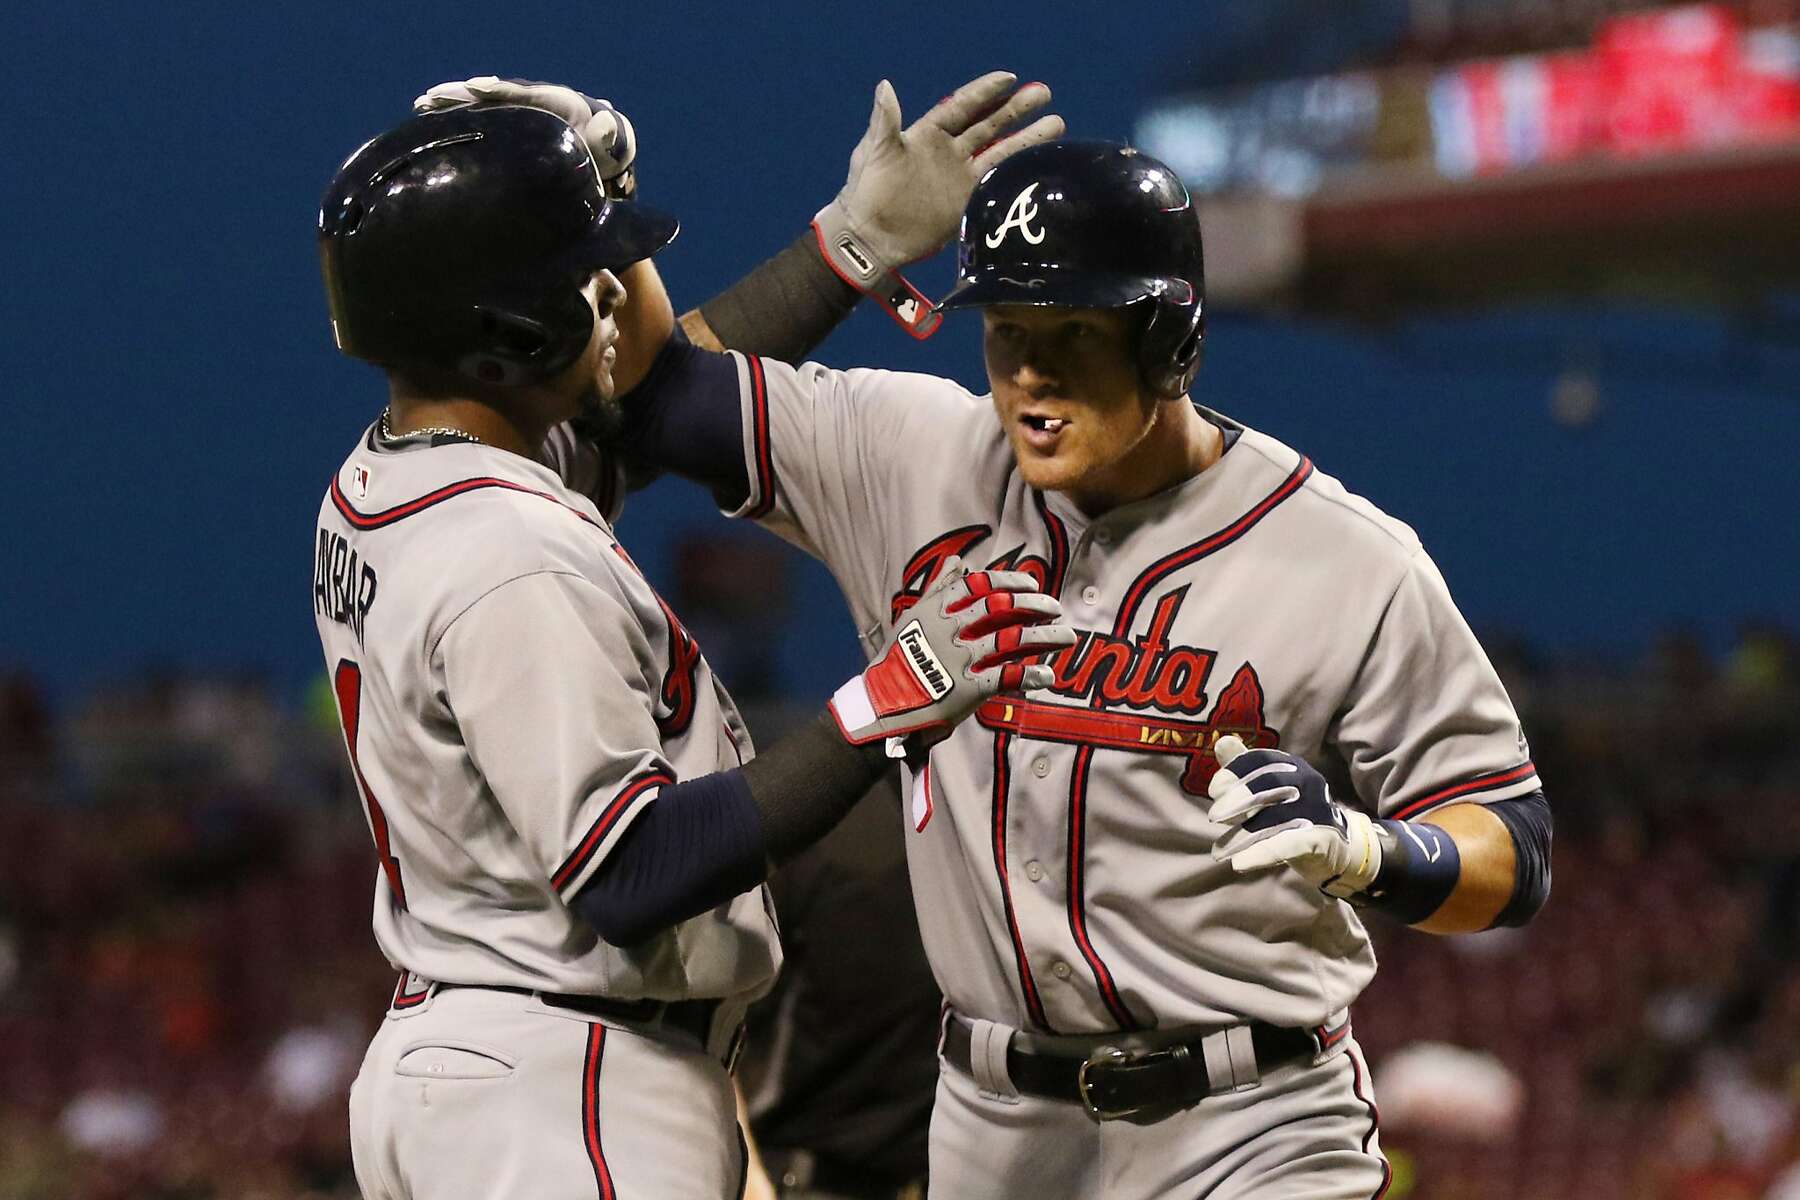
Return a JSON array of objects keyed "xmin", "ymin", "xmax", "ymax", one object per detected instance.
[
  {"xmin": 552, "ymin": 769, "xmax": 673, "ymax": 895},
  {"xmin": 1392, "ymin": 761, "xmax": 1539, "ymax": 820},
  {"xmin": 1348, "ymin": 1042, "xmax": 1392, "ymax": 1199},
  {"xmin": 329, "ymin": 474, "xmax": 602, "ymax": 531},
  {"xmin": 991, "ymin": 731, "xmax": 1052, "ymax": 1031},
  {"xmin": 582, "ymin": 1024, "xmax": 617, "ymax": 1200},
  {"xmin": 1066, "ymin": 744, "xmax": 1138, "ymax": 1030},
  {"xmin": 975, "ymin": 495, "xmax": 1068, "ymax": 1030},
  {"xmin": 1111, "ymin": 458, "xmax": 1313, "ymax": 638},
  {"xmin": 1061, "ymin": 456, "xmax": 1315, "ymax": 1032},
  {"xmin": 744, "ymin": 355, "xmax": 777, "ymax": 520},
  {"xmin": 914, "ymin": 756, "xmax": 935, "ymax": 833}
]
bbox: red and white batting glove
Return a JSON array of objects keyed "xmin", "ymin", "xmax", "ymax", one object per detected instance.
[{"xmin": 830, "ymin": 556, "xmax": 1074, "ymax": 754}]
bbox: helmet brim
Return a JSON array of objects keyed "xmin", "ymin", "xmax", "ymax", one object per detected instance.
[
  {"xmin": 567, "ymin": 197, "xmax": 680, "ymax": 273},
  {"xmin": 937, "ymin": 267, "xmax": 1192, "ymax": 313}
]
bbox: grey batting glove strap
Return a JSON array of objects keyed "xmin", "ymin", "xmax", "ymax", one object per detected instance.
[
  {"xmin": 1207, "ymin": 735, "xmax": 1384, "ymax": 899},
  {"xmin": 829, "ymin": 555, "xmax": 1075, "ymax": 755},
  {"xmin": 414, "ymin": 76, "xmax": 638, "ymax": 198},
  {"xmin": 814, "ymin": 71, "xmax": 1064, "ymax": 339}
]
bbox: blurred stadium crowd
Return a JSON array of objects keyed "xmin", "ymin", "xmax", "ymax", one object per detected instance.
[
  {"xmin": 0, "ymin": 616, "xmax": 1795, "ymax": 1200},
  {"xmin": 7, "ymin": 1, "xmax": 1795, "ymax": 1197}
]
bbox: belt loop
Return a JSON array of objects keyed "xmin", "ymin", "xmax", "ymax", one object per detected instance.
[
  {"xmin": 966, "ymin": 1018, "xmax": 1021, "ymax": 1103},
  {"xmin": 1225, "ymin": 1025, "xmax": 1260, "ymax": 1089},
  {"xmin": 1312, "ymin": 1009, "xmax": 1352, "ymax": 1061},
  {"xmin": 1201, "ymin": 1024, "xmax": 1261, "ymax": 1093},
  {"xmin": 389, "ymin": 971, "xmax": 436, "ymax": 1017}
]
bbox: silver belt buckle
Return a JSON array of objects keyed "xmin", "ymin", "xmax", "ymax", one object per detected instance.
[{"xmin": 1076, "ymin": 1044, "xmax": 1146, "ymax": 1122}]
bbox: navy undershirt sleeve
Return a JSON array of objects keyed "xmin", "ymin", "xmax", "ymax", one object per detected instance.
[
  {"xmin": 1485, "ymin": 789, "xmax": 1552, "ymax": 928},
  {"xmin": 618, "ymin": 329, "xmax": 751, "ymax": 509},
  {"xmin": 571, "ymin": 769, "xmax": 766, "ymax": 947},
  {"xmin": 569, "ymin": 714, "xmax": 890, "ymax": 947}
]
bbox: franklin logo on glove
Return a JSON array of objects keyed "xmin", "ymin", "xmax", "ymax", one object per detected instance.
[
  {"xmin": 898, "ymin": 621, "xmax": 952, "ymax": 700},
  {"xmin": 829, "ymin": 555, "xmax": 1074, "ymax": 751}
]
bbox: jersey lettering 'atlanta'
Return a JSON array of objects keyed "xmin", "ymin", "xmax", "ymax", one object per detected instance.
[
  {"xmin": 716, "ymin": 354, "xmax": 1538, "ymax": 1034},
  {"xmin": 314, "ymin": 422, "xmax": 779, "ymax": 1003}
]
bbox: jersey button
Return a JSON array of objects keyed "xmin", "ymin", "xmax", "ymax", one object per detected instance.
[
  {"xmin": 1024, "ymin": 860, "xmax": 1044, "ymax": 882},
  {"xmin": 1031, "ymin": 756, "xmax": 1050, "ymax": 778},
  {"xmin": 1081, "ymin": 586, "xmax": 1101, "ymax": 606},
  {"xmin": 1094, "ymin": 528, "xmax": 1113, "ymax": 546},
  {"xmin": 1051, "ymin": 961, "xmax": 1073, "ymax": 980}
]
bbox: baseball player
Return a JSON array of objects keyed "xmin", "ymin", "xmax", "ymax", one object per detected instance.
[
  {"xmin": 311, "ymin": 101, "xmax": 1073, "ymax": 1199},
  {"xmin": 426, "ymin": 84, "xmax": 1553, "ymax": 1196}
]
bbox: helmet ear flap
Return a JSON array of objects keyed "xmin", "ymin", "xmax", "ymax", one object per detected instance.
[
  {"xmin": 1138, "ymin": 297, "xmax": 1206, "ymax": 401},
  {"xmin": 454, "ymin": 288, "xmax": 595, "ymax": 387}
]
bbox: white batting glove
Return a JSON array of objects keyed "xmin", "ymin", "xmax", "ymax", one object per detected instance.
[
  {"xmin": 1207, "ymin": 736, "xmax": 1384, "ymax": 899},
  {"xmin": 813, "ymin": 71, "xmax": 1064, "ymax": 338},
  {"xmin": 829, "ymin": 556, "xmax": 1075, "ymax": 754},
  {"xmin": 414, "ymin": 76, "xmax": 638, "ymax": 198}
]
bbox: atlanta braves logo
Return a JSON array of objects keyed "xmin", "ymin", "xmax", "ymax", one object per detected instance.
[
  {"xmin": 890, "ymin": 526, "xmax": 1281, "ymax": 793},
  {"xmin": 985, "ymin": 182, "xmax": 1046, "ymax": 248}
]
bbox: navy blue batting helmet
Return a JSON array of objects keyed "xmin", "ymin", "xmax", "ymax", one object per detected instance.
[
  {"xmin": 940, "ymin": 140, "xmax": 1205, "ymax": 400},
  {"xmin": 318, "ymin": 105, "xmax": 677, "ymax": 386}
]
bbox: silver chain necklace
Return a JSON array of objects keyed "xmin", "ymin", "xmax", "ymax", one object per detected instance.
[{"xmin": 380, "ymin": 408, "xmax": 484, "ymax": 445}]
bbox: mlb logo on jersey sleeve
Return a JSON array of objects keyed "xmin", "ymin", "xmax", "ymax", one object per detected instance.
[{"xmin": 351, "ymin": 463, "xmax": 372, "ymax": 500}]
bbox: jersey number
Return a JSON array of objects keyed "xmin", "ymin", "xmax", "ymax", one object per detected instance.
[{"xmin": 334, "ymin": 660, "xmax": 408, "ymax": 909}]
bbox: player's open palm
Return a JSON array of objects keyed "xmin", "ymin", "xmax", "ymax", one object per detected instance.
[
  {"xmin": 830, "ymin": 556, "xmax": 1074, "ymax": 751},
  {"xmin": 830, "ymin": 71, "xmax": 1064, "ymax": 267},
  {"xmin": 1207, "ymin": 736, "xmax": 1383, "ymax": 899}
]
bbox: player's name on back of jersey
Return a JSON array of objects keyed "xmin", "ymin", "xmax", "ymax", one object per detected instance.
[{"xmin": 315, "ymin": 529, "xmax": 378, "ymax": 645}]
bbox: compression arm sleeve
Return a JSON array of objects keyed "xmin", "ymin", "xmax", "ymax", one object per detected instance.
[
  {"xmin": 696, "ymin": 230, "xmax": 862, "ymax": 365},
  {"xmin": 616, "ymin": 329, "xmax": 752, "ymax": 509},
  {"xmin": 571, "ymin": 713, "xmax": 890, "ymax": 946}
]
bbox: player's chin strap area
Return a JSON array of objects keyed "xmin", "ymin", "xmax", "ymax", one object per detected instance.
[
  {"xmin": 811, "ymin": 208, "xmax": 942, "ymax": 340},
  {"xmin": 940, "ymin": 1009, "xmax": 1352, "ymax": 1124}
]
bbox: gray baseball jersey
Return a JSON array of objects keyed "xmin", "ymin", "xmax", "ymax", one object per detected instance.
[
  {"xmin": 313, "ymin": 422, "xmax": 779, "ymax": 1004},
  {"xmin": 712, "ymin": 355, "xmax": 1537, "ymax": 1036}
]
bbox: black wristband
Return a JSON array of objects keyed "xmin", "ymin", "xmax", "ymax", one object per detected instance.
[
  {"xmin": 697, "ymin": 231, "xmax": 861, "ymax": 365},
  {"xmin": 1360, "ymin": 819, "xmax": 1462, "ymax": 925}
]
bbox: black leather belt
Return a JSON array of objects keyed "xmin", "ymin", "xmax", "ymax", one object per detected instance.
[
  {"xmin": 436, "ymin": 984, "xmax": 719, "ymax": 1047},
  {"xmin": 941, "ymin": 1015, "xmax": 1326, "ymax": 1122}
]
